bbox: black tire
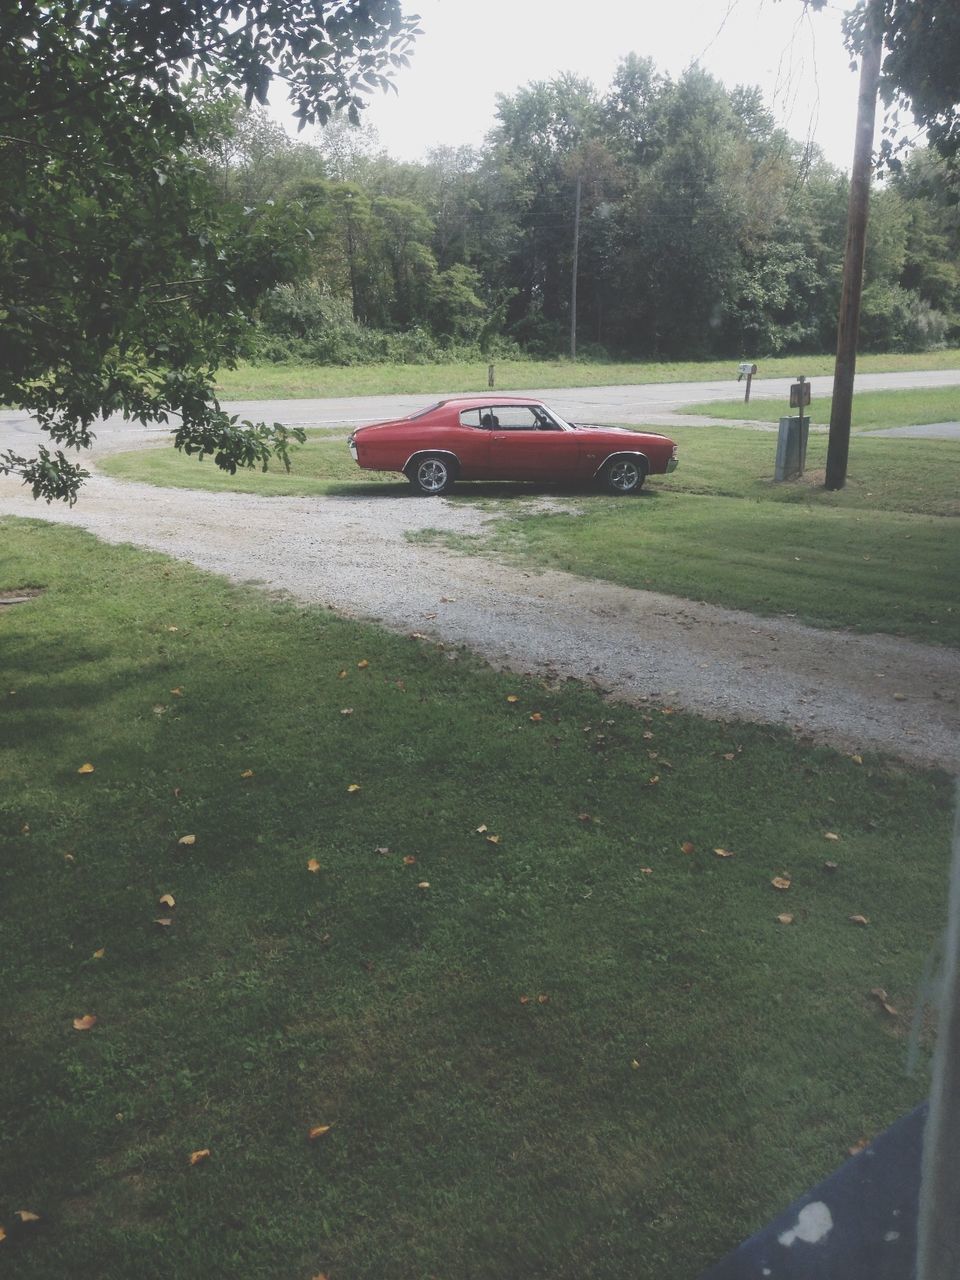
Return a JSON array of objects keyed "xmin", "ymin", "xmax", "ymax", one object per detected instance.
[
  {"xmin": 603, "ymin": 456, "xmax": 645, "ymax": 494},
  {"xmin": 409, "ymin": 454, "xmax": 456, "ymax": 495}
]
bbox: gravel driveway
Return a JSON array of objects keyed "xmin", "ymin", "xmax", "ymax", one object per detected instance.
[{"xmin": 2, "ymin": 459, "xmax": 958, "ymax": 773}]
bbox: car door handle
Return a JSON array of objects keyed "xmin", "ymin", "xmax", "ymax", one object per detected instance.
[{"xmin": 492, "ymin": 434, "xmax": 506, "ymax": 441}]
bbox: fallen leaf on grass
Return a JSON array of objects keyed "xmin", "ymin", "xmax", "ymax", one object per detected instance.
[
  {"xmin": 824, "ymin": 832, "xmax": 841, "ymax": 842},
  {"xmin": 640, "ymin": 867, "xmax": 654, "ymax": 875},
  {"xmin": 485, "ymin": 834, "xmax": 501, "ymax": 845},
  {"xmin": 870, "ymin": 987, "xmax": 899, "ymax": 1016},
  {"xmin": 537, "ymin": 993, "xmax": 550, "ymax": 1005},
  {"xmin": 170, "ymin": 687, "xmax": 184, "ymax": 697},
  {"xmin": 374, "ymin": 846, "xmax": 390, "ymax": 856},
  {"xmin": 166, "ymin": 625, "xmax": 179, "ymax": 632},
  {"xmin": 340, "ymin": 708, "xmax": 353, "ymax": 716},
  {"xmin": 240, "ymin": 769, "xmax": 255, "ymax": 779},
  {"xmin": 529, "ymin": 712, "xmax": 543, "ymax": 723},
  {"xmin": 519, "ymin": 995, "xmax": 530, "ymax": 1005},
  {"xmin": 306, "ymin": 859, "xmax": 321, "ymax": 873},
  {"xmin": 506, "ymin": 694, "xmax": 519, "ymax": 704},
  {"xmin": 849, "ymin": 914, "xmax": 870, "ymax": 926},
  {"xmin": 642, "ymin": 731, "xmax": 655, "ymax": 741},
  {"xmin": 850, "ymin": 754, "xmax": 863, "ymax": 765},
  {"xmin": 154, "ymin": 917, "xmax": 173, "ymax": 927},
  {"xmin": 15, "ymin": 1211, "xmax": 40, "ymax": 1224},
  {"xmin": 152, "ymin": 704, "xmax": 167, "ymax": 716},
  {"xmin": 172, "ymin": 787, "xmax": 182, "ymax": 798},
  {"xmin": 0, "ymin": 1226, "xmax": 6, "ymax": 1243},
  {"xmin": 848, "ymin": 1137, "xmax": 869, "ymax": 1156},
  {"xmin": 337, "ymin": 670, "xmax": 347, "ymax": 679},
  {"xmin": 823, "ymin": 861, "xmax": 839, "ymax": 873},
  {"xmin": 308, "ymin": 1125, "xmax": 333, "ymax": 1142},
  {"xmin": 346, "ymin": 784, "xmax": 361, "ymax": 793},
  {"xmin": 417, "ymin": 881, "xmax": 430, "ymax": 890},
  {"xmin": 894, "ymin": 692, "xmax": 907, "ymax": 702},
  {"xmin": 403, "ymin": 855, "xmax": 417, "ymax": 866},
  {"xmin": 680, "ymin": 842, "xmax": 695, "ymax": 855},
  {"xmin": 776, "ymin": 914, "xmax": 794, "ymax": 925},
  {"xmin": 713, "ymin": 848, "xmax": 735, "ymax": 859},
  {"xmin": 475, "ymin": 824, "xmax": 488, "ymax": 833},
  {"xmin": 63, "ymin": 852, "xmax": 76, "ymax": 864},
  {"xmin": 188, "ymin": 1149, "xmax": 210, "ymax": 1166},
  {"xmin": 177, "ymin": 834, "xmax": 196, "ymax": 847},
  {"xmin": 73, "ymin": 1015, "xmax": 97, "ymax": 1031},
  {"xmin": 77, "ymin": 762, "xmax": 95, "ymax": 775},
  {"xmin": 771, "ymin": 876, "xmax": 791, "ymax": 891},
  {"xmin": 158, "ymin": 893, "xmax": 176, "ymax": 908},
  {"xmin": 721, "ymin": 752, "xmax": 736, "ymax": 761},
  {"xmin": 647, "ymin": 775, "xmax": 660, "ymax": 786},
  {"xmin": 92, "ymin": 948, "xmax": 105, "ymax": 959}
]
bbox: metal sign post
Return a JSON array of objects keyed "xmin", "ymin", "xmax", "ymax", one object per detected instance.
[{"xmin": 776, "ymin": 376, "xmax": 811, "ymax": 481}]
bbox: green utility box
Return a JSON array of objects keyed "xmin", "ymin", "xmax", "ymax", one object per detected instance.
[{"xmin": 775, "ymin": 416, "xmax": 809, "ymax": 481}]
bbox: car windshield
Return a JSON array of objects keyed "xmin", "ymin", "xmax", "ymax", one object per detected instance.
[{"xmin": 541, "ymin": 407, "xmax": 574, "ymax": 431}]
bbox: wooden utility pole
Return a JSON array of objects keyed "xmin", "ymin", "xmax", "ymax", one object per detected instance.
[
  {"xmin": 825, "ymin": 0, "xmax": 884, "ymax": 490},
  {"xmin": 570, "ymin": 174, "xmax": 581, "ymax": 361}
]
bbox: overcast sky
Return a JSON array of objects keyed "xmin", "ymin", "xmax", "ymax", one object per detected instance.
[{"xmin": 290, "ymin": 0, "xmax": 866, "ymax": 171}]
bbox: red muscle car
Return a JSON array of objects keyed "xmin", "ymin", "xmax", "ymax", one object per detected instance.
[{"xmin": 346, "ymin": 396, "xmax": 679, "ymax": 495}]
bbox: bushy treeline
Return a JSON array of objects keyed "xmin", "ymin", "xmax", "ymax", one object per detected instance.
[{"xmin": 204, "ymin": 58, "xmax": 960, "ymax": 364}]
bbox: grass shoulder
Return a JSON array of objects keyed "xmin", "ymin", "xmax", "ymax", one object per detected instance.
[
  {"xmin": 682, "ymin": 385, "xmax": 960, "ymax": 431},
  {"xmin": 0, "ymin": 516, "xmax": 951, "ymax": 1278},
  {"xmin": 214, "ymin": 350, "xmax": 960, "ymax": 400}
]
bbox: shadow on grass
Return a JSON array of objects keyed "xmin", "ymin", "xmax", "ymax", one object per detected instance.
[{"xmin": 325, "ymin": 479, "xmax": 664, "ymax": 502}]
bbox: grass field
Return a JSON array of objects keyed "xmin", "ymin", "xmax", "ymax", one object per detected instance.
[
  {"xmin": 684, "ymin": 385, "xmax": 960, "ymax": 431},
  {"xmin": 98, "ymin": 422, "xmax": 960, "ymax": 646},
  {"xmin": 213, "ymin": 349, "xmax": 960, "ymax": 399},
  {"xmin": 0, "ymin": 517, "xmax": 952, "ymax": 1279}
]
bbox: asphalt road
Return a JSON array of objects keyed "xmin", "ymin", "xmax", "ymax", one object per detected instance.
[{"xmin": 1, "ymin": 368, "xmax": 958, "ymax": 456}]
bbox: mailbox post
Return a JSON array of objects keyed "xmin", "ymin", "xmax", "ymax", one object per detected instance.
[{"xmin": 737, "ymin": 361, "xmax": 758, "ymax": 403}]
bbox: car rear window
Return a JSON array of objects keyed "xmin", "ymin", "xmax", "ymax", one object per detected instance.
[{"xmin": 405, "ymin": 401, "xmax": 447, "ymax": 420}]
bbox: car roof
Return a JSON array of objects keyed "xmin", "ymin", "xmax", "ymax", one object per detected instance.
[{"xmin": 431, "ymin": 395, "xmax": 546, "ymax": 411}]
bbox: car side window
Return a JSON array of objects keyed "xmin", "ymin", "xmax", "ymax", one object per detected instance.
[
  {"xmin": 458, "ymin": 409, "xmax": 482, "ymax": 427},
  {"xmin": 488, "ymin": 406, "xmax": 544, "ymax": 431}
]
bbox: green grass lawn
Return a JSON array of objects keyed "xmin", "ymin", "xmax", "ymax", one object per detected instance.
[
  {"xmin": 683, "ymin": 385, "xmax": 960, "ymax": 430},
  {"xmin": 214, "ymin": 349, "xmax": 960, "ymax": 399},
  {"xmin": 99, "ymin": 427, "xmax": 960, "ymax": 646},
  {"xmin": 0, "ymin": 517, "xmax": 952, "ymax": 1279}
]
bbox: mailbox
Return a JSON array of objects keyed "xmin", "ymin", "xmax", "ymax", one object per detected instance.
[{"xmin": 737, "ymin": 362, "xmax": 758, "ymax": 381}]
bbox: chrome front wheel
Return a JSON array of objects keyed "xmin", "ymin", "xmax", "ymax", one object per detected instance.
[{"xmin": 604, "ymin": 457, "xmax": 644, "ymax": 494}]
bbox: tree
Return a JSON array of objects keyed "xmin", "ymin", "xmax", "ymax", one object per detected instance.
[
  {"xmin": 827, "ymin": 0, "xmax": 960, "ymax": 170},
  {"xmin": 0, "ymin": 0, "xmax": 419, "ymax": 502}
]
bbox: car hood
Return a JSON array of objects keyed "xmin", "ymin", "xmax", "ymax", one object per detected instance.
[{"xmin": 576, "ymin": 424, "xmax": 671, "ymax": 440}]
